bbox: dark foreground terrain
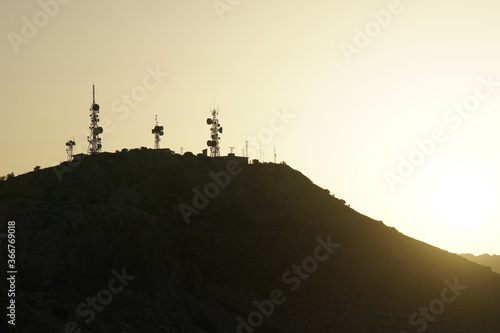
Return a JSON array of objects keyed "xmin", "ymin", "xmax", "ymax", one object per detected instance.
[{"xmin": 1, "ymin": 149, "xmax": 500, "ymax": 332}]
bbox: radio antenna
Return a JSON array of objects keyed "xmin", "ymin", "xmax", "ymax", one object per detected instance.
[
  {"xmin": 151, "ymin": 115, "xmax": 164, "ymax": 149},
  {"xmin": 87, "ymin": 85, "xmax": 103, "ymax": 154}
]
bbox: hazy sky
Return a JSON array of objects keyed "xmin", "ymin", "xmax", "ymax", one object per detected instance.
[{"xmin": 2, "ymin": 0, "xmax": 500, "ymax": 255}]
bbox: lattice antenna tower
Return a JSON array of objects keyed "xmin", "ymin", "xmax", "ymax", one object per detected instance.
[
  {"xmin": 87, "ymin": 85, "xmax": 103, "ymax": 154},
  {"xmin": 151, "ymin": 115, "xmax": 164, "ymax": 149},
  {"xmin": 65, "ymin": 139, "xmax": 76, "ymax": 162},
  {"xmin": 206, "ymin": 106, "xmax": 223, "ymax": 157}
]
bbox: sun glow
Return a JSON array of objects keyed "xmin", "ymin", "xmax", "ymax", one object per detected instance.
[{"xmin": 430, "ymin": 169, "xmax": 495, "ymax": 230}]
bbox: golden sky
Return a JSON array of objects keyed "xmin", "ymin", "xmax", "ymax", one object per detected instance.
[{"xmin": 2, "ymin": 0, "xmax": 500, "ymax": 255}]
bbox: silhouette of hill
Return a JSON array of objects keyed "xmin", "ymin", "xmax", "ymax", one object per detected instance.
[
  {"xmin": 1, "ymin": 148, "xmax": 500, "ymax": 332},
  {"xmin": 460, "ymin": 253, "xmax": 500, "ymax": 275}
]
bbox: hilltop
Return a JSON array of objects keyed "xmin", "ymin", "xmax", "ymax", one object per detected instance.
[
  {"xmin": 460, "ymin": 253, "xmax": 500, "ymax": 275},
  {"xmin": 1, "ymin": 148, "xmax": 500, "ymax": 332}
]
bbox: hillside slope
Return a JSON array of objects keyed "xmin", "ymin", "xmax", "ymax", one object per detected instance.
[
  {"xmin": 460, "ymin": 253, "xmax": 500, "ymax": 275},
  {"xmin": 1, "ymin": 149, "xmax": 500, "ymax": 333}
]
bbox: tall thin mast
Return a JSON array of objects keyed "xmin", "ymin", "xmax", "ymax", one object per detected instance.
[
  {"xmin": 151, "ymin": 115, "xmax": 164, "ymax": 149},
  {"xmin": 206, "ymin": 106, "xmax": 223, "ymax": 157},
  {"xmin": 87, "ymin": 85, "xmax": 103, "ymax": 154}
]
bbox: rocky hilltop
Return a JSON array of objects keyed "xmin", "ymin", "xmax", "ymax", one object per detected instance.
[{"xmin": 1, "ymin": 148, "xmax": 500, "ymax": 332}]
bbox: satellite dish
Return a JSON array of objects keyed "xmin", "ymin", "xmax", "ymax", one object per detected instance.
[
  {"xmin": 160, "ymin": 131, "xmax": 164, "ymax": 136},
  {"xmin": 206, "ymin": 118, "xmax": 213, "ymax": 125},
  {"xmin": 97, "ymin": 143, "xmax": 102, "ymax": 149},
  {"xmin": 219, "ymin": 127, "xmax": 223, "ymax": 133},
  {"xmin": 159, "ymin": 126, "xmax": 164, "ymax": 130},
  {"xmin": 92, "ymin": 104, "xmax": 100, "ymax": 111}
]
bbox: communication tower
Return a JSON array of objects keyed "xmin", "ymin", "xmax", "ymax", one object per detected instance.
[
  {"xmin": 206, "ymin": 107, "xmax": 223, "ymax": 157},
  {"xmin": 87, "ymin": 85, "xmax": 103, "ymax": 154},
  {"xmin": 151, "ymin": 115, "xmax": 164, "ymax": 149},
  {"xmin": 65, "ymin": 139, "xmax": 76, "ymax": 162}
]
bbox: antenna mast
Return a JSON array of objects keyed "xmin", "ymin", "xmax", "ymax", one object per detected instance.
[
  {"xmin": 206, "ymin": 106, "xmax": 223, "ymax": 157},
  {"xmin": 65, "ymin": 139, "xmax": 76, "ymax": 162},
  {"xmin": 151, "ymin": 115, "xmax": 164, "ymax": 149},
  {"xmin": 87, "ymin": 85, "xmax": 103, "ymax": 154}
]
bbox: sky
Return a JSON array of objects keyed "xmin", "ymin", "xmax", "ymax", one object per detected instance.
[{"xmin": 1, "ymin": 0, "xmax": 500, "ymax": 255}]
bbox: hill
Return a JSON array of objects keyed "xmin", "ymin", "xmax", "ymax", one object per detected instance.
[
  {"xmin": 1, "ymin": 148, "xmax": 500, "ymax": 332},
  {"xmin": 460, "ymin": 253, "xmax": 500, "ymax": 275}
]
